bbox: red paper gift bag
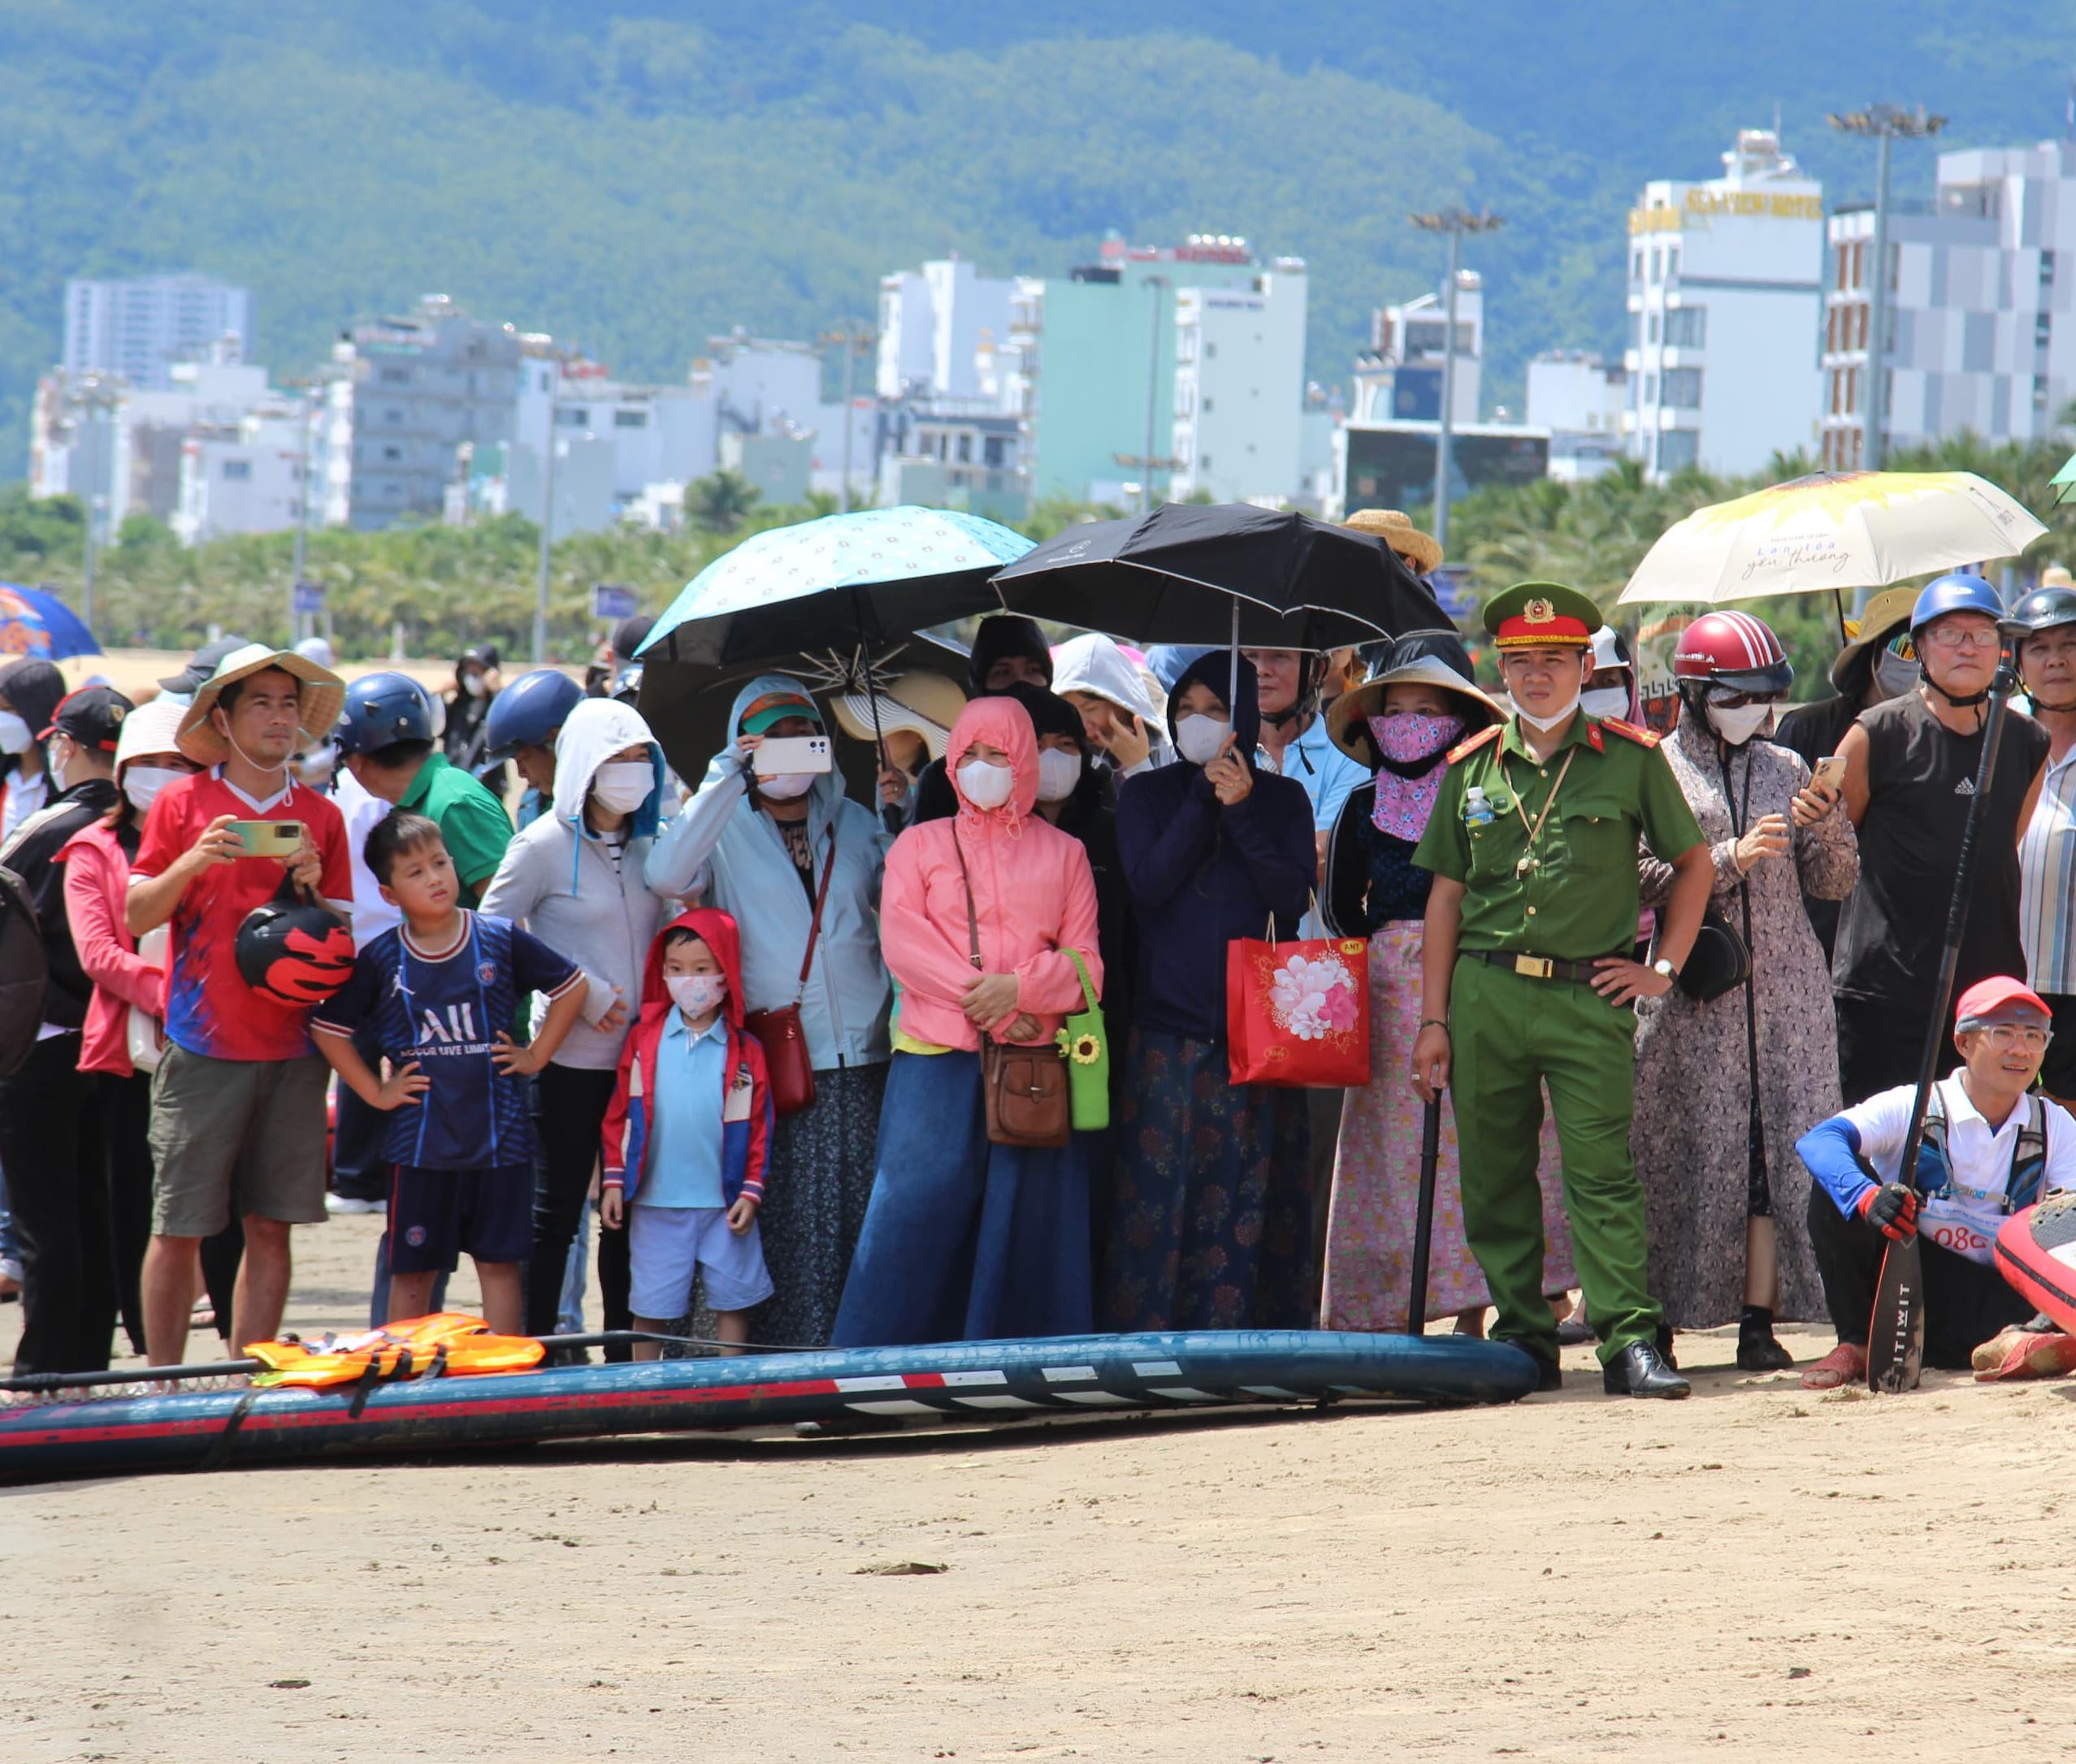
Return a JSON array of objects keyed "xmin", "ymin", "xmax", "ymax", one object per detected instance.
[{"xmin": 1225, "ymin": 930, "xmax": 1371, "ymax": 1088}]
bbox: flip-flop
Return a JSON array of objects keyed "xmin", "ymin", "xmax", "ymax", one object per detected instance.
[{"xmin": 1971, "ymin": 1327, "xmax": 2076, "ymax": 1381}]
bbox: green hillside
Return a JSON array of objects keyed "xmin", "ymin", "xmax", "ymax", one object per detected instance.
[{"xmin": 2, "ymin": 1, "xmax": 2073, "ymax": 474}]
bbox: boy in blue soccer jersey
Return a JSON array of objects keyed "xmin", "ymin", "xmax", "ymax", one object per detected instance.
[{"xmin": 314, "ymin": 813, "xmax": 588, "ymax": 1333}]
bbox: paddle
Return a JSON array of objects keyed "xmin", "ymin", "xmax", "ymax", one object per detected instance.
[
  {"xmin": 0, "ymin": 1329, "xmax": 815, "ymax": 1397},
  {"xmin": 1406, "ymin": 1096, "xmax": 1441, "ymax": 1335},
  {"xmin": 1867, "ymin": 657, "xmax": 2017, "ymax": 1393}
]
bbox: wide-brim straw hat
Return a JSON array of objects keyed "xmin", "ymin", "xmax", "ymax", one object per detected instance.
[
  {"xmin": 176, "ymin": 643, "xmax": 347, "ymax": 767},
  {"xmin": 830, "ymin": 669, "xmax": 968, "ymax": 761},
  {"xmin": 1327, "ymin": 635, "xmax": 1503, "ymax": 762},
  {"xmin": 1343, "ymin": 507, "xmax": 1443, "ymax": 574},
  {"xmin": 1828, "ymin": 586, "xmax": 1921, "ymax": 693}
]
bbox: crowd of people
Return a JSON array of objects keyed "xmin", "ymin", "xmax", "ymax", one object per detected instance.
[{"xmin": 5, "ymin": 520, "xmax": 2076, "ymax": 1409}]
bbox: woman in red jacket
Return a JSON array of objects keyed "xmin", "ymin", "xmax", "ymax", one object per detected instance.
[
  {"xmin": 59, "ymin": 698, "xmax": 198, "ymax": 1355},
  {"xmin": 831, "ymin": 696, "xmax": 1103, "ymax": 1346}
]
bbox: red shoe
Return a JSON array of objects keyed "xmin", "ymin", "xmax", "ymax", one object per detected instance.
[
  {"xmin": 1800, "ymin": 1341, "xmax": 1867, "ymax": 1390},
  {"xmin": 1971, "ymin": 1327, "xmax": 2076, "ymax": 1382}
]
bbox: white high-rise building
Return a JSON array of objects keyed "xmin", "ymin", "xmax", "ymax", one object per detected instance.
[
  {"xmin": 1168, "ymin": 264, "xmax": 1309, "ymax": 504},
  {"xmin": 1623, "ymin": 128, "xmax": 1825, "ymax": 479},
  {"xmin": 1822, "ymin": 137, "xmax": 2076, "ymax": 468},
  {"xmin": 63, "ymin": 273, "xmax": 254, "ymax": 392},
  {"xmin": 876, "ymin": 257, "xmax": 1016, "ymax": 402},
  {"xmin": 1527, "ymin": 351, "xmax": 1627, "ymax": 482},
  {"xmin": 1351, "ymin": 273, "xmax": 1484, "ymax": 427}
]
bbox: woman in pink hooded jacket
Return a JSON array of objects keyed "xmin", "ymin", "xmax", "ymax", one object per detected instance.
[{"xmin": 831, "ymin": 696, "xmax": 1103, "ymax": 1346}]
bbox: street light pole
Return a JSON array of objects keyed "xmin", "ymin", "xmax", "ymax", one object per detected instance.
[
  {"xmin": 1140, "ymin": 275, "xmax": 1169, "ymax": 514},
  {"xmin": 82, "ymin": 495, "xmax": 102, "ymax": 634},
  {"xmin": 291, "ymin": 388, "xmax": 314, "ymax": 643},
  {"xmin": 532, "ymin": 423, "xmax": 558, "ymax": 665},
  {"xmin": 1409, "ymin": 209, "xmax": 1503, "ymax": 562},
  {"xmin": 1827, "ymin": 104, "xmax": 1947, "ymax": 470}
]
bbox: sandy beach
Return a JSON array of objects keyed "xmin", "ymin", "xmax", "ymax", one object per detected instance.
[{"xmin": 6, "ymin": 1212, "xmax": 2076, "ymax": 1762}]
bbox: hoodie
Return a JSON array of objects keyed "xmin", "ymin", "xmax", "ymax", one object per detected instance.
[
  {"xmin": 1051, "ymin": 632, "xmax": 1174, "ymax": 776},
  {"xmin": 478, "ymin": 698, "xmax": 678, "ymax": 1070},
  {"xmin": 599, "ymin": 907, "xmax": 773, "ymax": 1205},
  {"xmin": 879, "ymin": 696, "xmax": 1103, "ymax": 1052},
  {"xmin": 644, "ymin": 674, "xmax": 893, "ymax": 1070},
  {"xmin": 1115, "ymin": 650, "xmax": 1317, "ymax": 1041}
]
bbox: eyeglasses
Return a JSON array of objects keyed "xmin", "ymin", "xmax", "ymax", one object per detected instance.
[
  {"xmin": 1972, "ymin": 1024, "xmax": 2053, "ymax": 1051},
  {"xmin": 1923, "ymin": 626, "xmax": 2002, "ymax": 652}
]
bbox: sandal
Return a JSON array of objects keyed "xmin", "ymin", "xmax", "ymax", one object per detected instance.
[{"xmin": 1800, "ymin": 1341, "xmax": 1866, "ymax": 1389}]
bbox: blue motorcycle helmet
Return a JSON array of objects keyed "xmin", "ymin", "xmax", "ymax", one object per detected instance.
[
  {"xmin": 333, "ymin": 671, "xmax": 436, "ymax": 756},
  {"xmin": 1909, "ymin": 572, "xmax": 2009, "ymax": 710},
  {"xmin": 483, "ymin": 667, "xmax": 583, "ymax": 763}
]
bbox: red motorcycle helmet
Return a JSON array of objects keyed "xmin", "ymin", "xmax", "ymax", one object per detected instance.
[
  {"xmin": 236, "ymin": 893, "xmax": 356, "ymax": 1008},
  {"xmin": 1671, "ymin": 610, "xmax": 1794, "ymax": 697}
]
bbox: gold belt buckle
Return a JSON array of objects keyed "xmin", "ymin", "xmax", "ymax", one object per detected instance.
[{"xmin": 1513, "ymin": 954, "xmax": 1554, "ymax": 980}]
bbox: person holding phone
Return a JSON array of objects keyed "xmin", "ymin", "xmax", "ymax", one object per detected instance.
[
  {"xmin": 647, "ymin": 676, "xmax": 892, "ymax": 1347},
  {"xmin": 1629, "ymin": 612, "xmax": 1857, "ymax": 1373},
  {"xmin": 126, "ymin": 644, "xmax": 353, "ymax": 1369},
  {"xmin": 1053, "ymin": 632, "xmax": 1172, "ymax": 781}
]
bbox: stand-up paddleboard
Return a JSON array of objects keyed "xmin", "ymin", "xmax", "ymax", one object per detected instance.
[
  {"xmin": 0, "ymin": 1329, "xmax": 1536, "ymax": 1483},
  {"xmin": 1995, "ymin": 1195, "xmax": 2076, "ymax": 1330}
]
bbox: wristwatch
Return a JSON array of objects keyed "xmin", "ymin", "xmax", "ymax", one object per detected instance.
[{"xmin": 1650, "ymin": 957, "xmax": 1679, "ymax": 982}]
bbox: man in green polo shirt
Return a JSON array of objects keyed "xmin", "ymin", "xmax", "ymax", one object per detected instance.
[
  {"xmin": 336, "ymin": 671, "xmax": 512, "ymax": 903},
  {"xmin": 1411, "ymin": 583, "xmax": 1714, "ymax": 1398}
]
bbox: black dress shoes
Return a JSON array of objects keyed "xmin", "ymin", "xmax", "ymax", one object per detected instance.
[
  {"xmin": 1532, "ymin": 1355, "xmax": 1562, "ymax": 1393},
  {"xmin": 1602, "ymin": 1341, "xmax": 1690, "ymax": 1399}
]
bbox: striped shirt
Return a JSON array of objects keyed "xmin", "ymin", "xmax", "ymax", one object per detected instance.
[{"xmin": 2019, "ymin": 744, "xmax": 2076, "ymax": 993}]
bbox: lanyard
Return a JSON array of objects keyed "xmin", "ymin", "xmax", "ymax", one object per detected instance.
[{"xmin": 1499, "ymin": 748, "xmax": 1577, "ymax": 876}]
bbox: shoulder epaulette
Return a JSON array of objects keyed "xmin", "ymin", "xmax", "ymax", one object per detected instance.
[
  {"xmin": 1447, "ymin": 724, "xmax": 1504, "ymax": 764},
  {"xmin": 1599, "ymin": 717, "xmax": 1661, "ymax": 748}
]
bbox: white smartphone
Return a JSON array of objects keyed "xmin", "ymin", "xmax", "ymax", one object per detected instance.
[{"xmin": 753, "ymin": 735, "xmax": 833, "ymax": 776}]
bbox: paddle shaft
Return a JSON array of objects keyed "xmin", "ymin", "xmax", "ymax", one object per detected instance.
[
  {"xmin": 1407, "ymin": 1096, "xmax": 1441, "ymax": 1335},
  {"xmin": 1869, "ymin": 667, "xmax": 2016, "ymax": 1393}
]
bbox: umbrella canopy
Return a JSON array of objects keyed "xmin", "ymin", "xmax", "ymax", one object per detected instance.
[
  {"xmin": 2052, "ymin": 450, "xmax": 2076, "ymax": 506},
  {"xmin": 0, "ymin": 583, "xmax": 101, "ymax": 661},
  {"xmin": 989, "ymin": 502, "xmax": 1446, "ymax": 648},
  {"xmin": 640, "ymin": 506, "xmax": 1034, "ymax": 667},
  {"xmin": 1618, "ymin": 470, "xmax": 2048, "ymax": 606}
]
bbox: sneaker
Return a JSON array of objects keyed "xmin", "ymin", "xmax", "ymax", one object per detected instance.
[
  {"xmin": 1800, "ymin": 1341, "xmax": 1867, "ymax": 1390},
  {"xmin": 1971, "ymin": 1325, "xmax": 2076, "ymax": 1382},
  {"xmin": 326, "ymin": 1194, "xmax": 386, "ymax": 1216}
]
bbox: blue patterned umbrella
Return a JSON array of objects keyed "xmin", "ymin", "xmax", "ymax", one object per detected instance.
[
  {"xmin": 640, "ymin": 506, "xmax": 1032, "ymax": 668},
  {"xmin": 0, "ymin": 582, "xmax": 101, "ymax": 661}
]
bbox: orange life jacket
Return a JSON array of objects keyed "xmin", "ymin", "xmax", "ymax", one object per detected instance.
[{"xmin": 245, "ymin": 1313, "xmax": 545, "ymax": 1389}]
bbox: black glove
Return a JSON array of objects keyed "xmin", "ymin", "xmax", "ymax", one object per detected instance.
[{"xmin": 1857, "ymin": 1182, "xmax": 1919, "ymax": 1242}]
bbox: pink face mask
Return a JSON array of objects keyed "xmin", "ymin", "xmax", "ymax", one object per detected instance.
[
  {"xmin": 1367, "ymin": 712, "xmax": 1467, "ymax": 842},
  {"xmin": 1368, "ymin": 712, "xmax": 1465, "ymax": 765}
]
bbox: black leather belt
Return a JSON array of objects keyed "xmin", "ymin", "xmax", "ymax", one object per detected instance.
[{"xmin": 1460, "ymin": 948, "xmax": 1618, "ymax": 985}]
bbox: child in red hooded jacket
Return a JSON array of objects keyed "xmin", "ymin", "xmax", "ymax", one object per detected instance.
[{"xmin": 599, "ymin": 908, "xmax": 774, "ymax": 1356}]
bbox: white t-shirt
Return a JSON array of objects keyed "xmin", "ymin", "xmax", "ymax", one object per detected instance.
[
  {"xmin": 332, "ymin": 767, "xmax": 401, "ymax": 952},
  {"xmin": 1840, "ymin": 1071, "xmax": 2076, "ymax": 1264}
]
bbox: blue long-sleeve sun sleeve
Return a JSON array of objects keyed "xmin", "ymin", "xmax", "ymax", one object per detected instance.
[{"xmin": 1797, "ymin": 1114, "xmax": 1875, "ymax": 1220}]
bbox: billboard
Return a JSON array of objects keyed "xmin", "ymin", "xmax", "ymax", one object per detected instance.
[{"xmin": 1343, "ymin": 425, "xmax": 1550, "ymax": 522}]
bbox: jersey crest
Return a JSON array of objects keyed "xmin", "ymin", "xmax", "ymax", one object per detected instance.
[
  {"xmin": 1446, "ymin": 724, "xmax": 1503, "ymax": 764},
  {"xmin": 1598, "ymin": 716, "xmax": 1661, "ymax": 748}
]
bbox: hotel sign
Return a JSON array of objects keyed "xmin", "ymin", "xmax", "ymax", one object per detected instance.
[{"xmin": 1630, "ymin": 190, "xmax": 1824, "ymax": 232}]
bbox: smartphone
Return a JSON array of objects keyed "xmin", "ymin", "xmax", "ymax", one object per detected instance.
[
  {"xmin": 1814, "ymin": 755, "xmax": 1847, "ymax": 791},
  {"xmin": 753, "ymin": 735, "xmax": 833, "ymax": 776},
  {"xmin": 230, "ymin": 820, "xmax": 305, "ymax": 858}
]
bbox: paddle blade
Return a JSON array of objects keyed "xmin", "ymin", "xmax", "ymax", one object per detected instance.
[{"xmin": 1867, "ymin": 1235, "xmax": 1925, "ymax": 1393}]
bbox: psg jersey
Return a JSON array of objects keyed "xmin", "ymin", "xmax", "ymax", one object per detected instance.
[{"xmin": 314, "ymin": 912, "xmax": 582, "ymax": 1170}]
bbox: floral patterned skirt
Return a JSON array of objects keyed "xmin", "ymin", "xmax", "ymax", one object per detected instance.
[
  {"xmin": 1102, "ymin": 1028, "xmax": 1313, "ymax": 1331},
  {"xmin": 1322, "ymin": 922, "xmax": 1576, "ymax": 1332}
]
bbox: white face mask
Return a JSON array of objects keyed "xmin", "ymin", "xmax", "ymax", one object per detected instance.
[
  {"xmin": 956, "ymin": 756, "xmax": 1016, "ymax": 811},
  {"xmin": 665, "ymin": 973, "xmax": 727, "ymax": 1016},
  {"xmin": 0, "ymin": 713, "xmax": 33, "ymax": 756},
  {"xmin": 590, "ymin": 760, "xmax": 652, "ymax": 813},
  {"xmin": 756, "ymin": 771, "xmax": 815, "ymax": 801},
  {"xmin": 1873, "ymin": 648, "xmax": 1918, "ymax": 701},
  {"xmin": 1035, "ymin": 748, "xmax": 1081, "ymax": 804},
  {"xmin": 1706, "ymin": 701, "xmax": 1775, "ymax": 747},
  {"xmin": 47, "ymin": 737, "xmax": 75, "ymax": 793},
  {"xmin": 462, "ymin": 674, "xmax": 487, "ymax": 699},
  {"xmin": 124, "ymin": 766, "xmax": 183, "ymax": 817},
  {"xmin": 1514, "ymin": 687, "xmax": 1582, "ymax": 734},
  {"xmin": 1175, "ymin": 713, "xmax": 1232, "ymax": 766},
  {"xmin": 1580, "ymin": 687, "xmax": 1629, "ymax": 722}
]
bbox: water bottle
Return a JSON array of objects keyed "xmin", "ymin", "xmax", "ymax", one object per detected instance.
[{"xmin": 1464, "ymin": 786, "xmax": 1494, "ymax": 828}]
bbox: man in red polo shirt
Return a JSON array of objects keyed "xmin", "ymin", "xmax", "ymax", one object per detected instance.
[{"xmin": 128, "ymin": 645, "xmax": 353, "ymax": 1365}]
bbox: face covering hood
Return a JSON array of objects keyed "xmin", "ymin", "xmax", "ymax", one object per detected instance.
[
  {"xmin": 1166, "ymin": 650, "xmax": 1263, "ymax": 762},
  {"xmin": 551, "ymin": 698, "xmax": 665, "ymax": 834},
  {"xmin": 946, "ymin": 696, "xmax": 1039, "ymax": 824},
  {"xmin": 638, "ymin": 905, "xmax": 748, "ymax": 1029},
  {"xmin": 1051, "ymin": 632, "xmax": 1160, "ymax": 728},
  {"xmin": 703, "ymin": 672, "xmax": 842, "ymax": 818},
  {"xmin": 965, "ymin": 614, "xmax": 1054, "ymax": 697}
]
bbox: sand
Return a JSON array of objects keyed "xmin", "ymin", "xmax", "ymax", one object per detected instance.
[{"xmin": 6, "ymin": 1213, "xmax": 2076, "ymax": 1762}]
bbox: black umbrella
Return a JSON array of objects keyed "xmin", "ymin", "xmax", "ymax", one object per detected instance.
[{"xmin": 990, "ymin": 502, "xmax": 1450, "ymax": 653}]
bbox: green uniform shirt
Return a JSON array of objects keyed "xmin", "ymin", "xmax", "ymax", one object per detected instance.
[
  {"xmin": 401, "ymin": 751, "xmax": 515, "ymax": 902},
  {"xmin": 1412, "ymin": 713, "xmax": 1704, "ymax": 960}
]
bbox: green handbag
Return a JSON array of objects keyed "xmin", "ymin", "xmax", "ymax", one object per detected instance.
[{"xmin": 1055, "ymin": 951, "xmax": 1109, "ymax": 1132}]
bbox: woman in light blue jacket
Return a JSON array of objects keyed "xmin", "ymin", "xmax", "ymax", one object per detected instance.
[{"xmin": 647, "ymin": 674, "xmax": 893, "ymax": 1346}]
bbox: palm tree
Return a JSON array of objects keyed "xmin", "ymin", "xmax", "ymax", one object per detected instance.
[{"xmin": 683, "ymin": 470, "xmax": 761, "ymax": 535}]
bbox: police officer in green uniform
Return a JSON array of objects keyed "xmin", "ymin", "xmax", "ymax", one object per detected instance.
[{"xmin": 1411, "ymin": 583, "xmax": 1714, "ymax": 1398}]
